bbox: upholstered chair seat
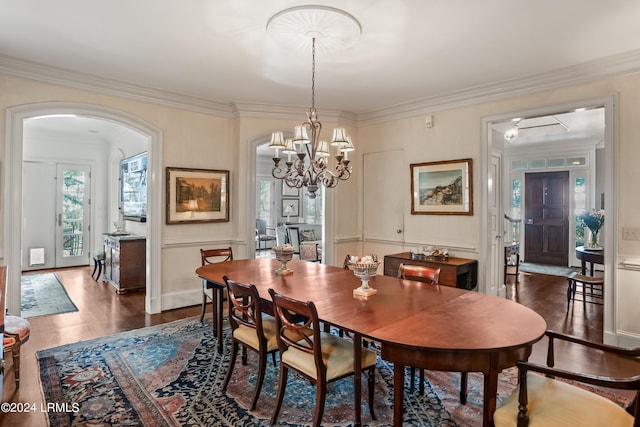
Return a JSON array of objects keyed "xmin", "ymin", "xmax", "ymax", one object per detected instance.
[
  {"xmin": 282, "ymin": 331, "xmax": 377, "ymax": 381},
  {"xmin": 232, "ymin": 313, "xmax": 278, "ymax": 352},
  {"xmin": 494, "ymin": 372, "xmax": 634, "ymax": 427},
  {"xmin": 494, "ymin": 330, "xmax": 639, "ymax": 427}
]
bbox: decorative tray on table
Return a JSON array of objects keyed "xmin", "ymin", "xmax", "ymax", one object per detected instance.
[{"xmin": 410, "ymin": 246, "xmax": 449, "ymax": 260}]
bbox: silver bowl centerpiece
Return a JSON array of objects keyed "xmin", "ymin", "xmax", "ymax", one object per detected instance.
[
  {"xmin": 350, "ymin": 255, "xmax": 380, "ymax": 297},
  {"xmin": 273, "ymin": 244, "xmax": 296, "ymax": 275}
]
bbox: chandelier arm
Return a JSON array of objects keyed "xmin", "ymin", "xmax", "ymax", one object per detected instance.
[{"xmin": 268, "ymin": 19, "xmax": 355, "ymax": 198}]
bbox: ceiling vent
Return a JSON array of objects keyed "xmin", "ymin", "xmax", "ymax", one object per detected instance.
[{"xmin": 516, "ymin": 116, "xmax": 569, "ymax": 138}]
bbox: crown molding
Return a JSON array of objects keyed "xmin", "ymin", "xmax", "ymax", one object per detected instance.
[
  {"xmin": 3, "ymin": 49, "xmax": 640, "ymax": 127},
  {"xmin": 0, "ymin": 54, "xmax": 234, "ymax": 117},
  {"xmin": 231, "ymin": 102, "xmax": 357, "ymax": 126},
  {"xmin": 357, "ymin": 48, "xmax": 640, "ymax": 126}
]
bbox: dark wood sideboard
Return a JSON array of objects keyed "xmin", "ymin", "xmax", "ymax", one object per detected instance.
[
  {"xmin": 104, "ymin": 235, "xmax": 146, "ymax": 293},
  {"xmin": 384, "ymin": 252, "xmax": 478, "ymax": 290}
]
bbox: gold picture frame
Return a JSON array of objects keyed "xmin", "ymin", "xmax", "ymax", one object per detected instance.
[
  {"xmin": 166, "ymin": 167, "xmax": 229, "ymax": 224},
  {"xmin": 410, "ymin": 158, "xmax": 473, "ymax": 215}
]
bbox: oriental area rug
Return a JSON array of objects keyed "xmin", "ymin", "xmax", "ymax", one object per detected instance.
[
  {"xmin": 21, "ymin": 272, "xmax": 78, "ymax": 318},
  {"xmin": 37, "ymin": 317, "xmax": 631, "ymax": 426},
  {"xmin": 39, "ymin": 317, "xmax": 464, "ymax": 426}
]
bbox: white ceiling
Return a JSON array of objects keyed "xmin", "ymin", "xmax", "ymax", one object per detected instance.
[
  {"xmin": 491, "ymin": 108, "xmax": 606, "ymax": 148},
  {"xmin": 2, "ymin": 1, "xmax": 640, "ymax": 116}
]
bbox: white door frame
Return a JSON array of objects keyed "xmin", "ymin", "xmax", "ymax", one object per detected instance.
[
  {"xmin": 247, "ymin": 134, "xmax": 334, "ymax": 264},
  {"xmin": 481, "ymin": 95, "xmax": 617, "ymax": 343},
  {"xmin": 4, "ymin": 102, "xmax": 163, "ymax": 314}
]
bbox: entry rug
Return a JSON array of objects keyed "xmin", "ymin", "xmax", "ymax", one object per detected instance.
[
  {"xmin": 38, "ymin": 317, "xmax": 459, "ymax": 426},
  {"xmin": 21, "ymin": 272, "xmax": 78, "ymax": 318}
]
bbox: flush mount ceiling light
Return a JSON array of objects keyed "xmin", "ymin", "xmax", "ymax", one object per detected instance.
[{"xmin": 266, "ymin": 6, "xmax": 361, "ymax": 199}]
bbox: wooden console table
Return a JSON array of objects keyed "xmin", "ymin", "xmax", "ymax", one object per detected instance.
[
  {"xmin": 383, "ymin": 252, "xmax": 478, "ymax": 289},
  {"xmin": 575, "ymin": 245, "xmax": 604, "ymax": 276}
]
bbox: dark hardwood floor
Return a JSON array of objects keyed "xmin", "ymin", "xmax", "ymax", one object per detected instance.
[{"xmin": 1, "ymin": 265, "xmax": 636, "ymax": 426}]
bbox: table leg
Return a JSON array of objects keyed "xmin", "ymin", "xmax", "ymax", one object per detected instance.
[
  {"xmin": 482, "ymin": 360, "xmax": 499, "ymax": 427},
  {"xmin": 353, "ymin": 333, "xmax": 362, "ymax": 426},
  {"xmin": 581, "ymin": 259, "xmax": 587, "ymax": 276},
  {"xmin": 214, "ymin": 286, "xmax": 224, "ymax": 354},
  {"xmin": 393, "ymin": 363, "xmax": 404, "ymax": 427}
]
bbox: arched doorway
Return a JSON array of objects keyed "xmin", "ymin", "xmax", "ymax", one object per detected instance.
[{"xmin": 4, "ymin": 102, "xmax": 163, "ymax": 314}]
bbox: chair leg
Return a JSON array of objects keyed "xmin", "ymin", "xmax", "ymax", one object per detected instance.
[
  {"xmin": 96, "ymin": 260, "xmax": 103, "ymax": 281},
  {"xmin": 211, "ymin": 291, "xmax": 218, "ymax": 336},
  {"xmin": 460, "ymin": 372, "xmax": 468, "ymax": 404},
  {"xmin": 566, "ymin": 278, "xmax": 573, "ymax": 312},
  {"xmin": 313, "ymin": 379, "xmax": 327, "ymax": 427},
  {"xmin": 91, "ymin": 258, "xmax": 98, "ymax": 279},
  {"xmin": 12, "ymin": 343, "xmax": 21, "ymax": 388},
  {"xmin": 409, "ymin": 367, "xmax": 416, "ymax": 392},
  {"xmin": 199, "ymin": 291, "xmax": 208, "ymax": 323},
  {"xmin": 250, "ymin": 350, "xmax": 269, "ymax": 411},
  {"xmin": 270, "ymin": 365, "xmax": 289, "ymax": 425},
  {"xmin": 241, "ymin": 345, "xmax": 248, "ymax": 365},
  {"xmin": 222, "ymin": 340, "xmax": 239, "ymax": 391}
]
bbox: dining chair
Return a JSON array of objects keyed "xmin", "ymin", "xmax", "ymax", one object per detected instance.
[
  {"xmin": 494, "ymin": 330, "xmax": 640, "ymax": 427},
  {"xmin": 221, "ymin": 276, "xmax": 278, "ymax": 410},
  {"xmin": 268, "ymin": 288, "xmax": 378, "ymax": 427},
  {"xmin": 397, "ymin": 263, "xmax": 448, "ymax": 393},
  {"xmin": 3, "ymin": 314, "xmax": 31, "ymax": 388},
  {"xmin": 398, "ymin": 263, "xmax": 441, "ymax": 285},
  {"xmin": 285, "ymin": 226, "xmax": 301, "ymax": 257},
  {"xmin": 566, "ymin": 271, "xmax": 604, "ymax": 312},
  {"xmin": 199, "ymin": 247, "xmax": 233, "ymax": 326},
  {"xmin": 343, "ymin": 254, "xmax": 352, "ymax": 269},
  {"xmin": 256, "ymin": 219, "xmax": 277, "ymax": 251},
  {"xmin": 299, "ymin": 242, "xmax": 320, "ymax": 262}
]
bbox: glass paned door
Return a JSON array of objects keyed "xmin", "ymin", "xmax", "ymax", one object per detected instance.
[
  {"xmin": 56, "ymin": 164, "xmax": 91, "ymax": 267},
  {"xmin": 256, "ymin": 176, "xmax": 277, "ymax": 253}
]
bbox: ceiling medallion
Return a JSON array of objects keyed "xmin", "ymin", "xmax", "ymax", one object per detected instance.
[{"xmin": 266, "ymin": 6, "xmax": 361, "ymax": 199}]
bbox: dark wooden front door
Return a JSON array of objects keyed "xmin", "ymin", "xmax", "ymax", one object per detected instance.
[{"xmin": 524, "ymin": 171, "xmax": 569, "ymax": 266}]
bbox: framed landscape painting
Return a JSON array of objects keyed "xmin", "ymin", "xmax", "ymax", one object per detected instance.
[
  {"xmin": 166, "ymin": 167, "xmax": 229, "ymax": 224},
  {"xmin": 410, "ymin": 158, "xmax": 473, "ymax": 215}
]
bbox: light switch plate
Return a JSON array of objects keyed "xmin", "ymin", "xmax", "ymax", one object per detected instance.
[{"xmin": 622, "ymin": 227, "xmax": 640, "ymax": 240}]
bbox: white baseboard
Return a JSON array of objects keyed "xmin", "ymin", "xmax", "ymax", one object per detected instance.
[
  {"xmin": 610, "ymin": 330, "xmax": 640, "ymax": 348},
  {"xmin": 161, "ymin": 288, "xmax": 202, "ymax": 312}
]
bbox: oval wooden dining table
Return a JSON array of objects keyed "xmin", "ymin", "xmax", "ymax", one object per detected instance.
[{"xmin": 196, "ymin": 258, "xmax": 546, "ymax": 427}]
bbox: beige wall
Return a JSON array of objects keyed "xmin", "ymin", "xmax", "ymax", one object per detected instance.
[
  {"xmin": 2, "ymin": 70, "xmax": 640, "ymax": 343},
  {"xmin": 357, "ymin": 73, "xmax": 640, "ymax": 343}
]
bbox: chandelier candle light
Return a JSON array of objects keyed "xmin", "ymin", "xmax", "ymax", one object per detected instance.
[{"xmin": 267, "ymin": 6, "xmax": 359, "ymax": 199}]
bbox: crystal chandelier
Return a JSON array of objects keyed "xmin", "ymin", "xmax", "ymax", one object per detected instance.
[{"xmin": 267, "ymin": 7, "xmax": 359, "ymax": 199}]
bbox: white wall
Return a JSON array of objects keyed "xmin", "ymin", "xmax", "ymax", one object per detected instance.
[{"xmin": 24, "ymin": 121, "xmax": 147, "ymax": 255}]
